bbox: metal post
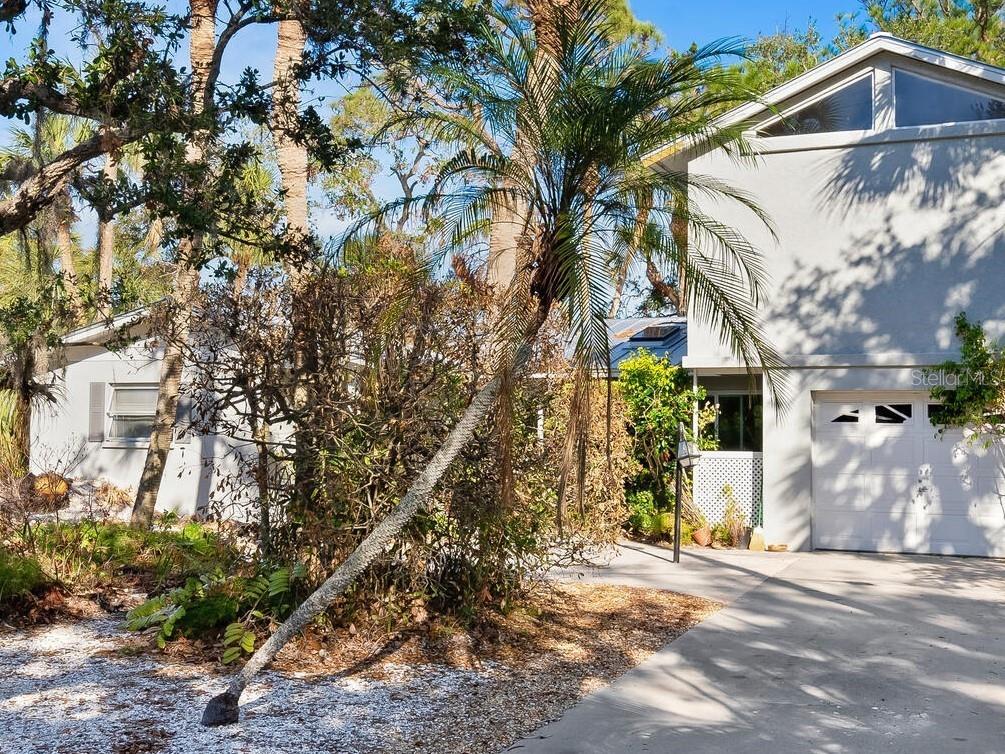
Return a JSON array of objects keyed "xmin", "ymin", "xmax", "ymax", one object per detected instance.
[{"xmin": 673, "ymin": 421, "xmax": 683, "ymax": 564}]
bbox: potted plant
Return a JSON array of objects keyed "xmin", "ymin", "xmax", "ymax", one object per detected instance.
[{"xmin": 691, "ymin": 514, "xmax": 713, "ymax": 547}]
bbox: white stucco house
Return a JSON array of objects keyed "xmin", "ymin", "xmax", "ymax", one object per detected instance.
[
  {"xmin": 655, "ymin": 33, "xmax": 1005, "ymax": 557},
  {"xmin": 29, "ymin": 34, "xmax": 1005, "ymax": 556},
  {"xmin": 30, "ymin": 308, "xmax": 245, "ymax": 517}
]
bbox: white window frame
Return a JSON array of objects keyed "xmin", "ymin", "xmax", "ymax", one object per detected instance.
[
  {"xmin": 104, "ymin": 383, "xmax": 160, "ymax": 448},
  {"xmin": 756, "ymin": 70, "xmax": 876, "ymax": 137}
]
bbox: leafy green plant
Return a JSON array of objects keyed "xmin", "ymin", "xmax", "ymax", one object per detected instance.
[
  {"xmin": 4, "ymin": 519, "xmax": 236, "ymax": 591},
  {"xmin": 0, "ymin": 390, "xmax": 26, "ymax": 479},
  {"xmin": 929, "ymin": 313, "xmax": 1005, "ymax": 449},
  {"xmin": 711, "ymin": 522, "xmax": 731, "ymax": 546},
  {"xmin": 0, "ymin": 548, "xmax": 48, "ymax": 604},
  {"xmin": 126, "ymin": 564, "xmax": 305, "ymax": 661},
  {"xmin": 617, "ymin": 350, "xmax": 717, "ymax": 522},
  {"xmin": 626, "ymin": 489, "xmax": 657, "ymax": 534}
]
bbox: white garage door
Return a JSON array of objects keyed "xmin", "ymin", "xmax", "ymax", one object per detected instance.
[{"xmin": 812, "ymin": 392, "xmax": 1005, "ymax": 556}]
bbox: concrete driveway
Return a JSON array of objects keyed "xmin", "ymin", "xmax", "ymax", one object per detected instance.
[{"xmin": 512, "ymin": 544, "xmax": 1005, "ymax": 753}]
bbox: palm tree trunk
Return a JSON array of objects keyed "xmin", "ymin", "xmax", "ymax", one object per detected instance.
[
  {"xmin": 670, "ymin": 196, "xmax": 688, "ymax": 315},
  {"xmin": 96, "ymin": 139, "xmax": 118, "ymax": 317},
  {"xmin": 129, "ymin": 0, "xmax": 217, "ymax": 528},
  {"xmin": 487, "ymin": 0, "xmax": 569, "ymax": 296},
  {"xmin": 272, "ymin": 16, "xmax": 308, "ymax": 236},
  {"xmin": 202, "ymin": 304, "xmax": 548, "ymax": 725},
  {"xmin": 271, "ymin": 15, "xmax": 320, "ymax": 511},
  {"xmin": 54, "ymin": 191, "xmax": 84, "ymax": 323}
]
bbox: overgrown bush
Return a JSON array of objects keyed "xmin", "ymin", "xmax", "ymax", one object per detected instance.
[{"xmin": 160, "ymin": 252, "xmax": 635, "ymax": 641}]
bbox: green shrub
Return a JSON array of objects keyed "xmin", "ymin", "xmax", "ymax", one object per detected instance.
[
  {"xmin": 17, "ymin": 520, "xmax": 235, "ymax": 588},
  {"xmin": 127, "ymin": 565, "xmax": 304, "ymax": 661},
  {"xmin": 0, "ymin": 549, "xmax": 48, "ymax": 603},
  {"xmin": 626, "ymin": 489, "xmax": 657, "ymax": 533}
]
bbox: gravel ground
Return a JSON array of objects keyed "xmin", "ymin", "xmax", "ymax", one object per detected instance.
[{"xmin": 0, "ymin": 584, "xmax": 718, "ymax": 754}]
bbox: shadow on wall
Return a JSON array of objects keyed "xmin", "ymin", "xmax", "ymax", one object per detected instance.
[
  {"xmin": 770, "ymin": 134, "xmax": 1005, "ymax": 356},
  {"xmin": 765, "ymin": 133, "xmax": 1005, "ymax": 554}
]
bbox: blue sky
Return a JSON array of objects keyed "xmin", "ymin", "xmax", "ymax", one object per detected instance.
[
  {"xmin": 631, "ymin": 0, "xmax": 858, "ymax": 48},
  {"xmin": 3, "ymin": 0, "xmax": 865, "ymax": 240}
]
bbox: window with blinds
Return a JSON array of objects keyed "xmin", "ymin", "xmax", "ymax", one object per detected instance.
[{"xmin": 108, "ymin": 385, "xmax": 159, "ymax": 440}]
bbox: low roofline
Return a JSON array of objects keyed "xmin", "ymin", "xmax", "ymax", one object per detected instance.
[
  {"xmin": 62, "ymin": 304, "xmax": 152, "ymax": 346},
  {"xmin": 643, "ymin": 32, "xmax": 1005, "ymax": 166}
]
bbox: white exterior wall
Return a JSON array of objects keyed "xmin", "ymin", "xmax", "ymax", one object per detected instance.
[
  {"xmin": 682, "ymin": 60, "xmax": 1005, "ymax": 550},
  {"xmin": 759, "ymin": 366, "xmax": 956, "ymax": 550},
  {"xmin": 31, "ymin": 342, "xmax": 247, "ymax": 517}
]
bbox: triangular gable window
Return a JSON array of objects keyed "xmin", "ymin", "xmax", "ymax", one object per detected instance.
[
  {"xmin": 759, "ymin": 75, "xmax": 873, "ymax": 137},
  {"xmin": 894, "ymin": 69, "xmax": 1005, "ymax": 127}
]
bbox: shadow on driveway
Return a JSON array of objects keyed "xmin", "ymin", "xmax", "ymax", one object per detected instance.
[{"xmin": 522, "ymin": 549, "xmax": 1005, "ymax": 754}]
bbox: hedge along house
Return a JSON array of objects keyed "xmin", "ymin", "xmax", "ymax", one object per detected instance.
[{"xmin": 649, "ymin": 33, "xmax": 1005, "ymax": 556}]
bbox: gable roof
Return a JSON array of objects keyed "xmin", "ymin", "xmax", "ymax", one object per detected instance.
[
  {"xmin": 645, "ymin": 32, "xmax": 1005, "ymax": 165},
  {"xmin": 61, "ymin": 304, "xmax": 152, "ymax": 346}
]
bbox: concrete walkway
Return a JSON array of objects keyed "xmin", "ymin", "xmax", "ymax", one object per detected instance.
[{"xmin": 513, "ymin": 544, "xmax": 1005, "ymax": 753}]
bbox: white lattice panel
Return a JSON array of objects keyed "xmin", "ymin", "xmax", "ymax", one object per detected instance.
[{"xmin": 693, "ymin": 452, "xmax": 763, "ymax": 526}]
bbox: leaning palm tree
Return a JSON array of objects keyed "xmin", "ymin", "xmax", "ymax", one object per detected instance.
[{"xmin": 202, "ymin": 0, "xmax": 781, "ymax": 724}]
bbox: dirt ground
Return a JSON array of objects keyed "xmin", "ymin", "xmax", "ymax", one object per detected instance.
[{"xmin": 0, "ymin": 582, "xmax": 719, "ymax": 754}]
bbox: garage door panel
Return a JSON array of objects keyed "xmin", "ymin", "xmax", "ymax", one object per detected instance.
[
  {"xmin": 865, "ymin": 472, "xmax": 916, "ymax": 506},
  {"xmin": 922, "ymin": 436, "xmax": 972, "ymax": 473},
  {"xmin": 813, "ymin": 474, "xmax": 868, "ymax": 509},
  {"xmin": 813, "ymin": 442, "xmax": 870, "ymax": 477},
  {"xmin": 970, "ymin": 490, "xmax": 1005, "ymax": 519},
  {"xmin": 812, "ymin": 393, "xmax": 1005, "ymax": 557}
]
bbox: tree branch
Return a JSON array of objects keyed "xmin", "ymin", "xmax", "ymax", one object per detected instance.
[{"xmin": 0, "ymin": 127, "xmax": 138, "ymax": 235}]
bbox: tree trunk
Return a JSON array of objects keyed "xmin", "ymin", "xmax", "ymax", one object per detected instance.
[
  {"xmin": 670, "ymin": 195, "xmax": 688, "ymax": 315},
  {"xmin": 272, "ymin": 16, "xmax": 309, "ymax": 236},
  {"xmin": 202, "ymin": 304, "xmax": 548, "ymax": 725},
  {"xmin": 0, "ymin": 128, "xmax": 132, "ymax": 236},
  {"xmin": 254, "ymin": 420, "xmax": 271, "ymax": 558},
  {"xmin": 129, "ymin": 0, "xmax": 217, "ymax": 528},
  {"xmin": 270, "ymin": 15, "xmax": 319, "ymax": 511},
  {"xmin": 54, "ymin": 191, "xmax": 84, "ymax": 323},
  {"xmin": 130, "ymin": 264, "xmax": 200, "ymax": 527},
  {"xmin": 96, "ymin": 140, "xmax": 118, "ymax": 317},
  {"xmin": 487, "ymin": 0, "xmax": 568, "ymax": 297}
]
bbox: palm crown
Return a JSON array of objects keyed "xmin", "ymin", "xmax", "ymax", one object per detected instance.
[{"xmin": 377, "ymin": 0, "xmax": 783, "ymax": 387}]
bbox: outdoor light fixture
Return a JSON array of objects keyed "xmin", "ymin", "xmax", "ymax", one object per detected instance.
[
  {"xmin": 676, "ymin": 434, "xmax": 702, "ymax": 469},
  {"xmin": 674, "ymin": 422, "xmax": 701, "ymax": 564}
]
